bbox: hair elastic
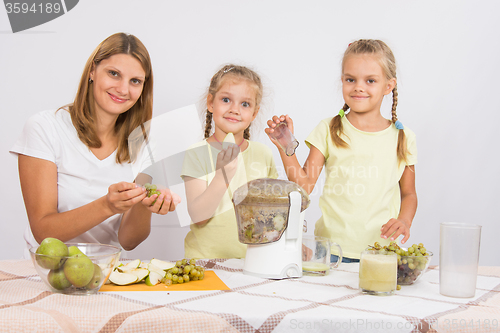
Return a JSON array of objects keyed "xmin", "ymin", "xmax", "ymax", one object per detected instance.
[
  {"xmin": 338, "ymin": 109, "xmax": 345, "ymax": 118},
  {"xmin": 394, "ymin": 120, "xmax": 404, "ymax": 130}
]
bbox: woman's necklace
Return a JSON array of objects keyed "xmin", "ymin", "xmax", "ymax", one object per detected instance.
[{"xmin": 212, "ymin": 135, "xmax": 245, "ymax": 147}]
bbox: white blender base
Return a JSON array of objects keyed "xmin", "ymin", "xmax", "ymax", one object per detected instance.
[{"xmin": 242, "ymin": 192, "xmax": 304, "ymax": 280}]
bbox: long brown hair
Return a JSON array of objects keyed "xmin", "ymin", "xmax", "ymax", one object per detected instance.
[
  {"xmin": 64, "ymin": 32, "xmax": 153, "ymax": 163},
  {"xmin": 330, "ymin": 39, "xmax": 408, "ymax": 164},
  {"xmin": 203, "ymin": 64, "xmax": 263, "ymax": 140}
]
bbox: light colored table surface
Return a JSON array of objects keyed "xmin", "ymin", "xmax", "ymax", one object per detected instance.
[{"xmin": 1, "ymin": 259, "xmax": 500, "ymax": 333}]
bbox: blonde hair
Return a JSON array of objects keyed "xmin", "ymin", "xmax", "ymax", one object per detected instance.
[
  {"xmin": 203, "ymin": 64, "xmax": 263, "ymax": 139},
  {"xmin": 63, "ymin": 32, "xmax": 153, "ymax": 164},
  {"xmin": 330, "ymin": 39, "xmax": 408, "ymax": 164}
]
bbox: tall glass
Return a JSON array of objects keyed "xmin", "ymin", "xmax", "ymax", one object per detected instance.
[
  {"xmin": 440, "ymin": 222, "xmax": 481, "ymax": 298},
  {"xmin": 359, "ymin": 250, "xmax": 397, "ymax": 296}
]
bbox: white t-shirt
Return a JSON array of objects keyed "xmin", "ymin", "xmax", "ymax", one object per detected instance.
[{"xmin": 10, "ymin": 109, "xmax": 138, "ymax": 258}]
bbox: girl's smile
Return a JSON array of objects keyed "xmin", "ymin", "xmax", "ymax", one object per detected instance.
[
  {"xmin": 342, "ymin": 54, "xmax": 395, "ymax": 116},
  {"xmin": 208, "ymin": 79, "xmax": 259, "ymax": 141}
]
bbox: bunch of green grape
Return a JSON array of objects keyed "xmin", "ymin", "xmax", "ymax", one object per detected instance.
[
  {"xmin": 161, "ymin": 259, "xmax": 206, "ymax": 285},
  {"xmin": 144, "ymin": 183, "xmax": 161, "ymax": 204},
  {"xmin": 368, "ymin": 241, "xmax": 431, "ymax": 287}
]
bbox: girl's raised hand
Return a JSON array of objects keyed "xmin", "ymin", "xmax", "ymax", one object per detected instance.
[
  {"xmin": 142, "ymin": 188, "xmax": 181, "ymax": 214},
  {"xmin": 380, "ymin": 218, "xmax": 411, "ymax": 244},
  {"xmin": 106, "ymin": 182, "xmax": 148, "ymax": 214},
  {"xmin": 265, "ymin": 115, "xmax": 295, "ymax": 149}
]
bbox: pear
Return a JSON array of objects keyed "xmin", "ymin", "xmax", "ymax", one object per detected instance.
[
  {"xmin": 147, "ymin": 263, "xmax": 166, "ymax": 278},
  {"xmin": 145, "ymin": 271, "xmax": 163, "ymax": 286},
  {"xmin": 150, "ymin": 258, "xmax": 175, "ymax": 271},
  {"xmin": 85, "ymin": 263, "xmax": 103, "ymax": 290},
  {"xmin": 68, "ymin": 245, "xmax": 84, "ymax": 257},
  {"xmin": 109, "ymin": 271, "xmax": 138, "ymax": 285},
  {"xmin": 222, "ymin": 132, "xmax": 236, "ymax": 150},
  {"xmin": 117, "ymin": 259, "xmax": 141, "ymax": 273},
  {"xmin": 35, "ymin": 237, "xmax": 69, "ymax": 270},
  {"xmin": 63, "ymin": 254, "xmax": 94, "ymax": 288},
  {"xmin": 128, "ymin": 268, "xmax": 149, "ymax": 282},
  {"xmin": 47, "ymin": 267, "xmax": 72, "ymax": 290}
]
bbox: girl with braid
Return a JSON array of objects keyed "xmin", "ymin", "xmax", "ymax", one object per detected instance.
[
  {"xmin": 266, "ymin": 39, "xmax": 417, "ymax": 262},
  {"xmin": 181, "ymin": 64, "xmax": 278, "ymax": 259}
]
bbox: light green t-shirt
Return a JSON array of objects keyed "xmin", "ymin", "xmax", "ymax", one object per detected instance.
[
  {"xmin": 305, "ymin": 117, "xmax": 417, "ymax": 259},
  {"xmin": 181, "ymin": 140, "xmax": 278, "ymax": 259}
]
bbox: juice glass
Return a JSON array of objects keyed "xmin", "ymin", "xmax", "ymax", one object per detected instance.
[
  {"xmin": 302, "ymin": 236, "xmax": 342, "ymax": 276},
  {"xmin": 359, "ymin": 250, "xmax": 397, "ymax": 296}
]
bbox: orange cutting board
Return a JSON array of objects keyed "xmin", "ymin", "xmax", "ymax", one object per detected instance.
[{"xmin": 99, "ymin": 271, "xmax": 229, "ymax": 292}]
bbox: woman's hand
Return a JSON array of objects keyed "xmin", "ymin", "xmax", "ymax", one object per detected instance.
[
  {"xmin": 106, "ymin": 182, "xmax": 148, "ymax": 215},
  {"xmin": 380, "ymin": 218, "xmax": 411, "ymax": 244},
  {"xmin": 141, "ymin": 188, "xmax": 181, "ymax": 214}
]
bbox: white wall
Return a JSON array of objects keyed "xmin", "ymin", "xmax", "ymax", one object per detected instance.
[{"xmin": 1, "ymin": 1, "xmax": 499, "ymax": 265}]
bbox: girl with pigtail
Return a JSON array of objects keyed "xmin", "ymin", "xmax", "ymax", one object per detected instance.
[
  {"xmin": 181, "ymin": 64, "xmax": 278, "ymax": 259},
  {"xmin": 266, "ymin": 39, "xmax": 417, "ymax": 262}
]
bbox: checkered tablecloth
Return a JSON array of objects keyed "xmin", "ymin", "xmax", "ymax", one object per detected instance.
[{"xmin": 1, "ymin": 259, "xmax": 499, "ymax": 333}]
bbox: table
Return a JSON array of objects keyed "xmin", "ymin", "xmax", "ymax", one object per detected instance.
[{"xmin": 1, "ymin": 259, "xmax": 500, "ymax": 333}]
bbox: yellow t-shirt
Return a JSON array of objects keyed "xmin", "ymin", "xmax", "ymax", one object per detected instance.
[
  {"xmin": 181, "ymin": 140, "xmax": 278, "ymax": 259},
  {"xmin": 305, "ymin": 117, "xmax": 417, "ymax": 259}
]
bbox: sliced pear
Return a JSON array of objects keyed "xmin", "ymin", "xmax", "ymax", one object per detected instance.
[
  {"xmin": 222, "ymin": 132, "xmax": 236, "ymax": 150},
  {"xmin": 147, "ymin": 263, "xmax": 166, "ymax": 278},
  {"xmin": 145, "ymin": 271, "xmax": 163, "ymax": 286},
  {"xmin": 117, "ymin": 259, "xmax": 141, "ymax": 273},
  {"xmin": 150, "ymin": 258, "xmax": 175, "ymax": 271},
  {"xmin": 108, "ymin": 271, "xmax": 138, "ymax": 286},
  {"xmin": 128, "ymin": 268, "xmax": 149, "ymax": 282}
]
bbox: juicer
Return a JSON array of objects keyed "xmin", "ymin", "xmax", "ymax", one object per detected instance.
[{"xmin": 232, "ymin": 178, "xmax": 310, "ymax": 279}]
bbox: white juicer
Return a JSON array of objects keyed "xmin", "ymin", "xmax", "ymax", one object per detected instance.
[{"xmin": 232, "ymin": 178, "xmax": 310, "ymax": 279}]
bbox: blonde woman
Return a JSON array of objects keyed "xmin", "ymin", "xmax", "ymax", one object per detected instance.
[{"xmin": 11, "ymin": 33, "xmax": 178, "ymax": 257}]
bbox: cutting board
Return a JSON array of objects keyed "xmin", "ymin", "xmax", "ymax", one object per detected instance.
[{"xmin": 99, "ymin": 271, "xmax": 229, "ymax": 292}]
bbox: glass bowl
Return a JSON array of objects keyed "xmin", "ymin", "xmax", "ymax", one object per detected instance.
[
  {"xmin": 397, "ymin": 251, "xmax": 433, "ymax": 285},
  {"xmin": 29, "ymin": 243, "xmax": 121, "ymax": 295}
]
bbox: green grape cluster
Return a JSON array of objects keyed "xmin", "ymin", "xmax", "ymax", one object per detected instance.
[
  {"xmin": 161, "ymin": 258, "xmax": 205, "ymax": 285},
  {"xmin": 144, "ymin": 183, "xmax": 161, "ymax": 204},
  {"xmin": 368, "ymin": 241, "xmax": 432, "ymax": 286}
]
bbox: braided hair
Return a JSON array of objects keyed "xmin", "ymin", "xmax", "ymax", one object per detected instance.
[{"xmin": 329, "ymin": 39, "xmax": 408, "ymax": 164}]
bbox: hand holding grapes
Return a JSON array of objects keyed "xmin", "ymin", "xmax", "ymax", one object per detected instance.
[
  {"xmin": 380, "ymin": 218, "xmax": 411, "ymax": 244},
  {"xmin": 142, "ymin": 183, "xmax": 181, "ymax": 214},
  {"xmin": 106, "ymin": 182, "xmax": 148, "ymax": 215}
]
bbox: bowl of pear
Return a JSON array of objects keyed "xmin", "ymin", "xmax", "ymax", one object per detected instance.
[{"xmin": 30, "ymin": 238, "xmax": 121, "ymax": 295}]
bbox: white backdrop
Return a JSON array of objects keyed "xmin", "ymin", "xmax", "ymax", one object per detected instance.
[{"xmin": 1, "ymin": 1, "xmax": 499, "ymax": 265}]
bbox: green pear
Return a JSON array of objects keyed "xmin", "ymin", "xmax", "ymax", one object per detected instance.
[
  {"xmin": 68, "ymin": 245, "xmax": 84, "ymax": 257},
  {"xmin": 47, "ymin": 267, "xmax": 72, "ymax": 290},
  {"xmin": 85, "ymin": 263, "xmax": 103, "ymax": 290},
  {"xmin": 63, "ymin": 254, "xmax": 94, "ymax": 288},
  {"xmin": 35, "ymin": 237, "xmax": 69, "ymax": 270}
]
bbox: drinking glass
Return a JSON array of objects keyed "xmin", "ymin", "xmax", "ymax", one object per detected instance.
[{"xmin": 440, "ymin": 222, "xmax": 481, "ymax": 298}]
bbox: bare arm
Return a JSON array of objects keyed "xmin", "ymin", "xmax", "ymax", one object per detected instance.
[
  {"xmin": 265, "ymin": 115, "xmax": 325, "ymax": 194},
  {"xmin": 183, "ymin": 144, "xmax": 240, "ymax": 226},
  {"xmin": 18, "ymin": 154, "xmax": 147, "ymax": 244},
  {"xmin": 380, "ymin": 165, "xmax": 417, "ymax": 244}
]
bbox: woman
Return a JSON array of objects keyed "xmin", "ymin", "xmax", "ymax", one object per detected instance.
[{"xmin": 11, "ymin": 33, "xmax": 178, "ymax": 257}]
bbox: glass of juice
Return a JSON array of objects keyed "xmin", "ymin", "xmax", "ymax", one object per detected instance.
[
  {"xmin": 302, "ymin": 236, "xmax": 342, "ymax": 276},
  {"xmin": 359, "ymin": 250, "xmax": 397, "ymax": 296}
]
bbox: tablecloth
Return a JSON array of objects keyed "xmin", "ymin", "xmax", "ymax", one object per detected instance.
[{"xmin": 1, "ymin": 259, "xmax": 500, "ymax": 333}]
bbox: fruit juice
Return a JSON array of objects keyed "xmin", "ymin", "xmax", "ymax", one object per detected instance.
[
  {"xmin": 440, "ymin": 267, "xmax": 478, "ymax": 298},
  {"xmin": 359, "ymin": 253, "xmax": 397, "ymax": 294},
  {"xmin": 302, "ymin": 262, "xmax": 330, "ymax": 276}
]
